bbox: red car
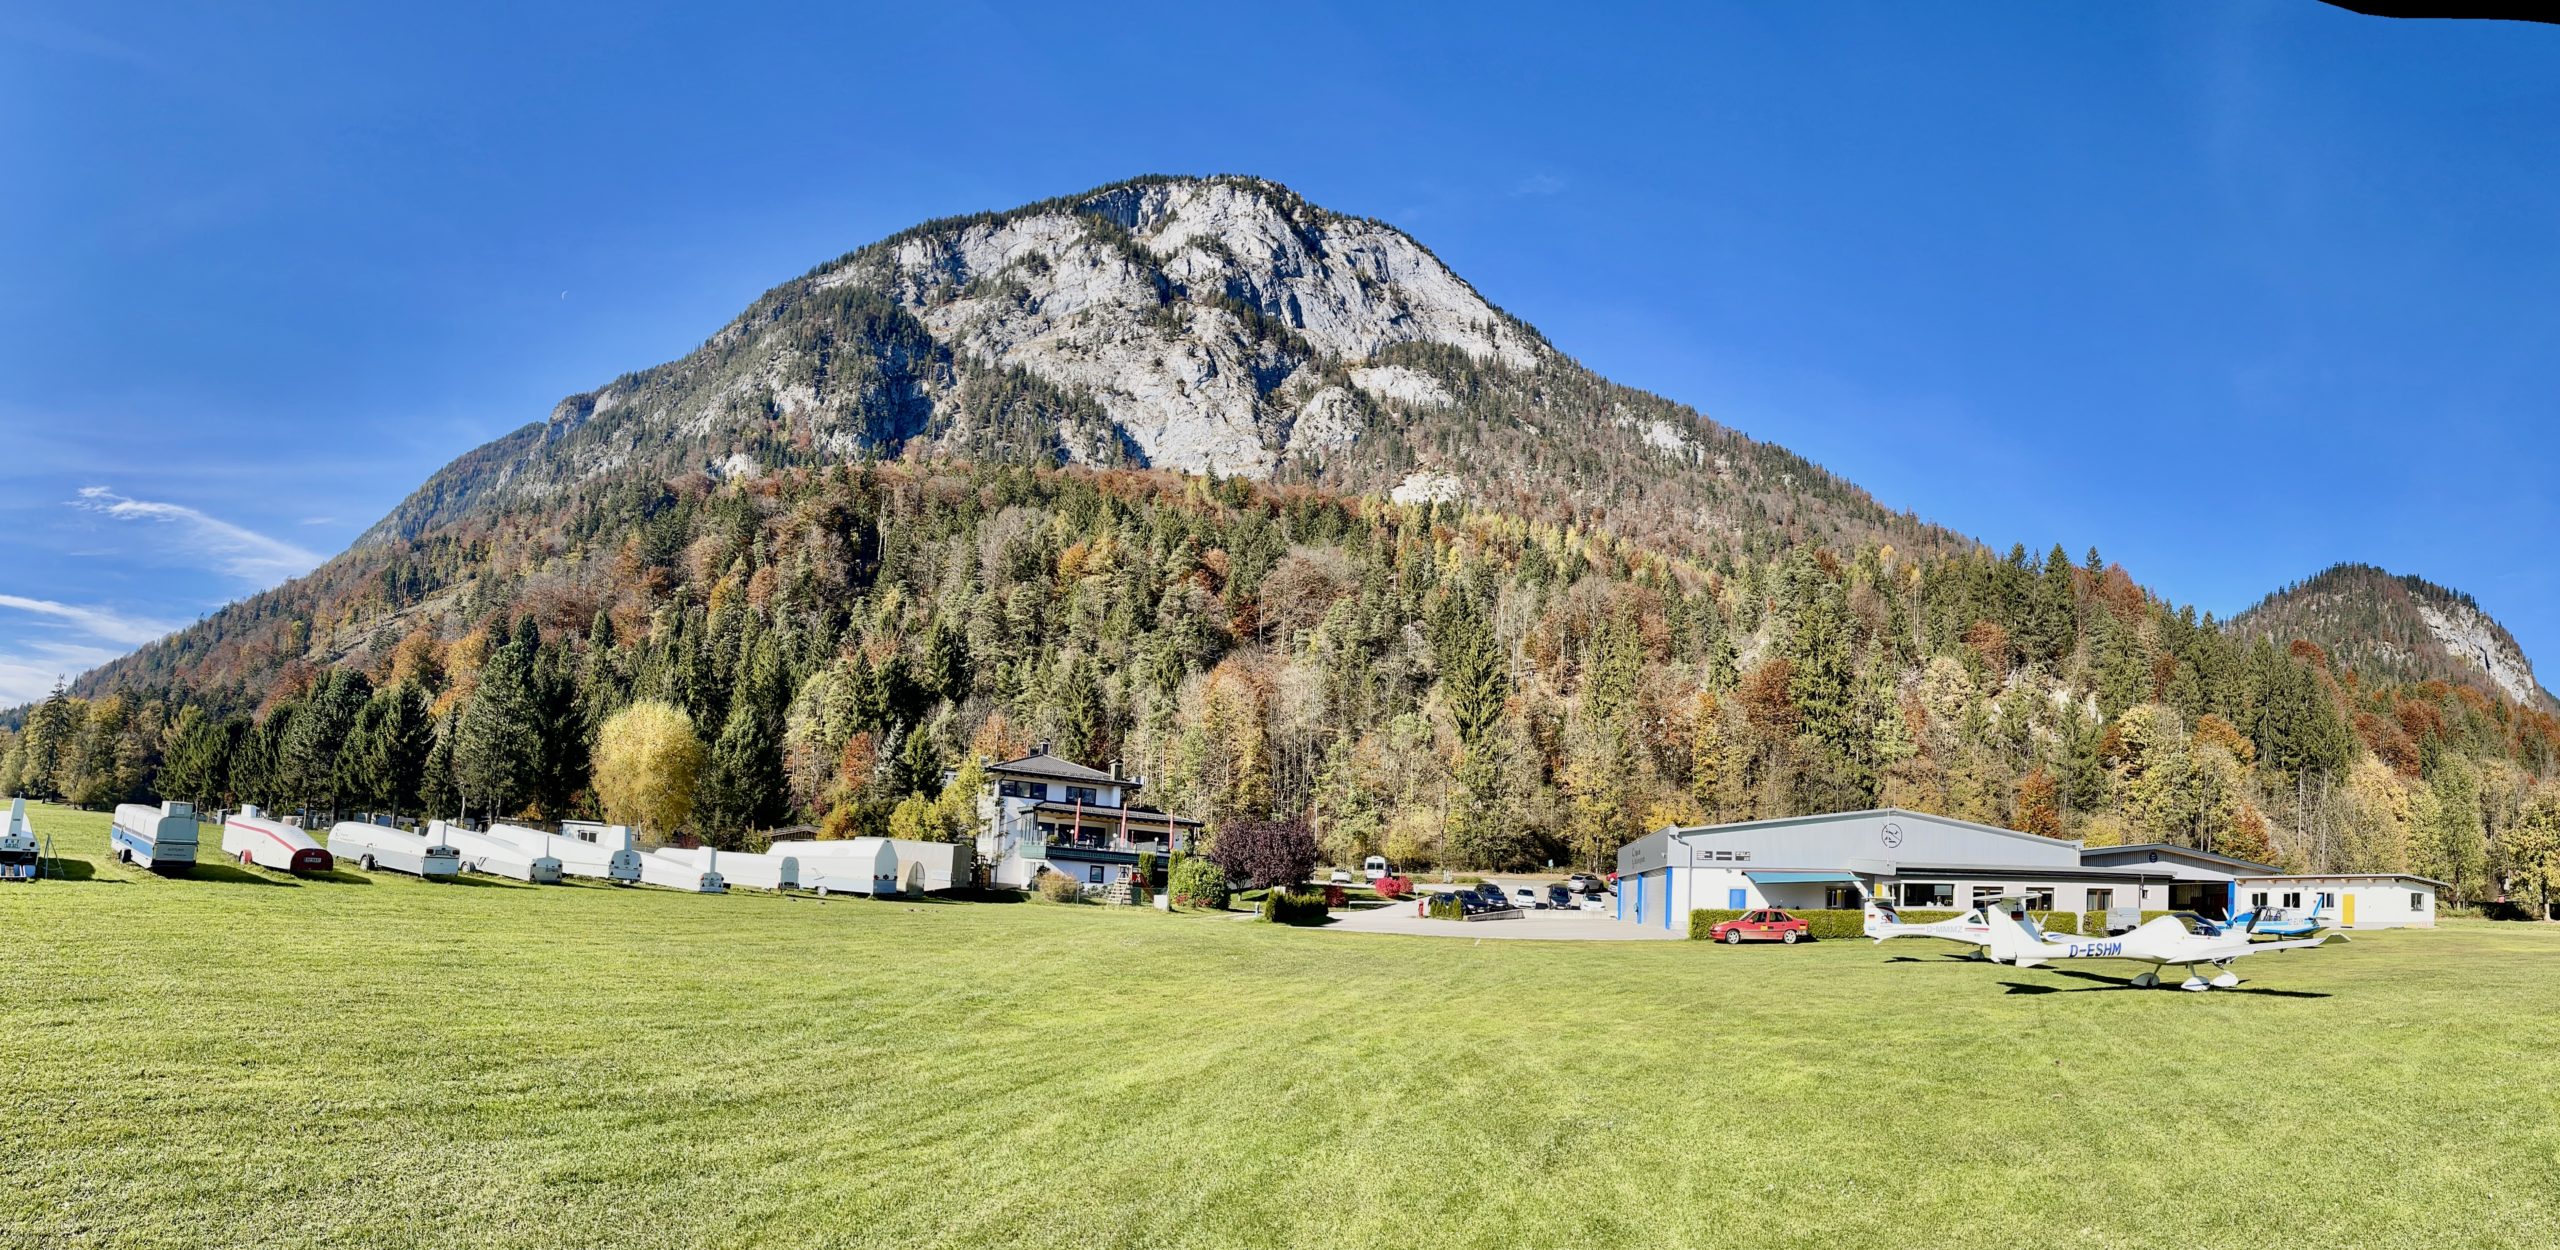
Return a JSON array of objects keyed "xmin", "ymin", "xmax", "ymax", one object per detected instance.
[{"xmin": 1708, "ymin": 909, "xmax": 1810, "ymax": 945}]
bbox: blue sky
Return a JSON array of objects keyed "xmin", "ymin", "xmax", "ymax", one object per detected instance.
[{"xmin": 4, "ymin": 1, "xmax": 2556, "ymax": 706}]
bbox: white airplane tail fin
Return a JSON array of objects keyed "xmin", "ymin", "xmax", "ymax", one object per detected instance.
[
  {"xmin": 1864, "ymin": 901, "xmax": 1900, "ymax": 941},
  {"xmin": 1981, "ymin": 906, "xmax": 2046, "ymax": 967}
]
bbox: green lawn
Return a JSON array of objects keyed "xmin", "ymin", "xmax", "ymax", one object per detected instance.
[{"xmin": 2, "ymin": 801, "xmax": 2555, "ymax": 1249}]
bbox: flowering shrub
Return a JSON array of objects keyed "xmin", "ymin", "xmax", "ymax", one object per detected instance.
[{"xmin": 1372, "ymin": 874, "xmax": 1413, "ymax": 900}]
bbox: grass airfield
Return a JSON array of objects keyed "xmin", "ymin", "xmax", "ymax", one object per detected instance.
[{"xmin": 3, "ymin": 801, "xmax": 2555, "ymax": 1249}]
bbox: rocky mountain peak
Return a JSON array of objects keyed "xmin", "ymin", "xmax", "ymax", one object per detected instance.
[{"xmin": 2231, "ymin": 563, "xmax": 2552, "ymax": 710}]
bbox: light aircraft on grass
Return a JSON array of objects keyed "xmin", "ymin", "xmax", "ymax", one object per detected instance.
[
  {"xmin": 1866, "ymin": 899, "xmax": 2077, "ymax": 959},
  {"xmin": 1981, "ymin": 906, "xmax": 2345, "ymax": 991}
]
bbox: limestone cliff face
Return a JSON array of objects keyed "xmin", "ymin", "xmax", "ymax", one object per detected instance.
[
  {"xmin": 359, "ymin": 174, "xmax": 1929, "ymax": 576},
  {"xmin": 2232, "ymin": 564, "xmax": 2552, "ymax": 711}
]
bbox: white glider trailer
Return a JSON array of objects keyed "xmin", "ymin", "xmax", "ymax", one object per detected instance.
[
  {"xmin": 662, "ymin": 846, "xmax": 798, "ymax": 891},
  {"xmin": 110, "ymin": 801, "xmax": 200, "ymax": 873},
  {"xmin": 222, "ymin": 805, "xmax": 334, "ymax": 874},
  {"xmin": 637, "ymin": 848, "xmax": 724, "ymax": 893},
  {"xmin": 767, "ymin": 836, "xmax": 905, "ymax": 897},
  {"xmin": 430, "ymin": 821, "xmax": 563, "ymax": 884},
  {"xmin": 327, "ymin": 821, "xmax": 461, "ymax": 880},
  {"xmin": 489, "ymin": 822, "xmax": 641, "ymax": 884},
  {"xmin": 1, "ymin": 798, "xmax": 39, "ymax": 882}
]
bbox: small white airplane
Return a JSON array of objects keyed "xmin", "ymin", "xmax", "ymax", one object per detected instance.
[
  {"xmin": 1865, "ymin": 901, "xmax": 2002, "ymax": 957},
  {"xmin": 1982, "ymin": 906, "xmax": 2345, "ymax": 991}
]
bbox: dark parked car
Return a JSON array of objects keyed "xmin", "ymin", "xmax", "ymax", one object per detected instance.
[
  {"xmin": 1546, "ymin": 884, "xmax": 1574, "ymax": 909},
  {"xmin": 1472, "ymin": 882, "xmax": 1513, "ymax": 910}
]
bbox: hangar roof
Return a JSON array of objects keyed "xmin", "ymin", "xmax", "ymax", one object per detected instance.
[{"xmin": 2082, "ymin": 842, "xmax": 2281, "ymax": 875}]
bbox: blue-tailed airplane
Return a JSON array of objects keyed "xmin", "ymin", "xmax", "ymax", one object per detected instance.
[{"xmin": 1981, "ymin": 907, "xmax": 2345, "ymax": 991}]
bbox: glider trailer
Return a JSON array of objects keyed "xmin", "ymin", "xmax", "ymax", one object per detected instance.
[
  {"xmin": 222, "ymin": 806, "xmax": 334, "ymax": 874},
  {"xmin": 110, "ymin": 801, "xmax": 200, "ymax": 874},
  {"xmin": 327, "ymin": 821, "xmax": 462, "ymax": 879},
  {"xmin": 0, "ymin": 798, "xmax": 38, "ymax": 882}
]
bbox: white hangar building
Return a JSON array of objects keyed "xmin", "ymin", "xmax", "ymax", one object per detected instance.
[{"xmin": 1613, "ymin": 809, "xmax": 2439, "ymax": 933}]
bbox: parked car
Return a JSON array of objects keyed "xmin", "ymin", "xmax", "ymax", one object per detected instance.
[
  {"xmin": 1564, "ymin": 873, "xmax": 1606, "ymax": 895},
  {"xmin": 1706, "ymin": 909, "xmax": 1810, "ymax": 945},
  {"xmin": 1471, "ymin": 882, "xmax": 1513, "ymax": 910},
  {"xmin": 1512, "ymin": 885, "xmax": 1547, "ymax": 910},
  {"xmin": 1328, "ymin": 868, "xmax": 1353, "ymax": 885},
  {"xmin": 1546, "ymin": 884, "xmax": 1574, "ymax": 909}
]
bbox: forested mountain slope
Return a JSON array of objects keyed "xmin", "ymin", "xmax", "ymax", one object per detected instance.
[
  {"xmin": 2232, "ymin": 564, "xmax": 2554, "ymax": 712},
  {"xmin": 9, "ymin": 177, "xmax": 2557, "ymax": 906}
]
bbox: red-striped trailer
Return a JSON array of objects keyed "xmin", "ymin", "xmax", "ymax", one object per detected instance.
[{"xmin": 221, "ymin": 805, "xmax": 334, "ymax": 874}]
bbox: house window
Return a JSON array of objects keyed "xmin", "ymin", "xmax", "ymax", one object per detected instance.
[
  {"xmin": 1970, "ymin": 886, "xmax": 2004, "ymax": 908},
  {"xmin": 2251, "ymin": 892, "xmax": 2269, "ymax": 908},
  {"xmin": 1825, "ymin": 885, "xmax": 1863, "ymax": 910},
  {"xmin": 1898, "ymin": 882, "xmax": 1953, "ymax": 907},
  {"xmin": 1030, "ymin": 782, "xmax": 1050, "ymax": 801},
  {"xmin": 2282, "ymin": 892, "xmax": 2301, "ymax": 909},
  {"xmin": 1087, "ymin": 865, "xmax": 1104, "ymax": 884},
  {"xmin": 2088, "ymin": 889, "xmax": 2113, "ymax": 913},
  {"xmin": 1067, "ymin": 786, "xmax": 1098, "ymax": 805},
  {"xmin": 2023, "ymin": 887, "xmax": 2055, "ymax": 911},
  {"xmin": 2411, "ymin": 892, "xmax": 2425, "ymax": 911}
]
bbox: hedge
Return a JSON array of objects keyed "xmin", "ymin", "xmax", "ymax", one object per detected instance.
[
  {"xmin": 1259, "ymin": 890, "xmax": 1328, "ymax": 925},
  {"xmin": 1686, "ymin": 907, "xmax": 2122, "ymax": 942},
  {"xmin": 1424, "ymin": 893, "xmax": 1468, "ymax": 921}
]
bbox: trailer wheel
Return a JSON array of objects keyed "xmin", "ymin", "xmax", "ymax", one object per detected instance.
[
  {"xmin": 239, "ymin": 850, "xmax": 255, "ymax": 867},
  {"xmin": 360, "ymin": 855, "xmax": 377, "ymax": 872},
  {"xmin": 117, "ymin": 848, "xmax": 132, "ymax": 864}
]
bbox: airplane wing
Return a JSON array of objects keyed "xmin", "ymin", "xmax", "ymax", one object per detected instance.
[{"xmin": 2164, "ymin": 930, "xmax": 2347, "ymax": 964}]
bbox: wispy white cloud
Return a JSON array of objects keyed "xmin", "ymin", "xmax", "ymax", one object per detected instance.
[
  {"xmin": 1510, "ymin": 173, "xmax": 1567, "ymax": 198},
  {"xmin": 0, "ymin": 595, "xmax": 178, "ymax": 648},
  {"xmin": 0, "ymin": 597, "xmax": 181, "ymax": 705},
  {"xmin": 73, "ymin": 485, "xmax": 322, "ymax": 583},
  {"xmin": 0, "ymin": 657, "xmax": 68, "ymax": 707},
  {"xmin": 297, "ymin": 516, "xmax": 338, "ymax": 526}
]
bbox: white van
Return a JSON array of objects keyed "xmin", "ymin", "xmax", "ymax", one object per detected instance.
[
  {"xmin": 111, "ymin": 801, "xmax": 199, "ymax": 873},
  {"xmin": 327, "ymin": 821, "xmax": 461, "ymax": 879},
  {"xmin": 1363, "ymin": 855, "xmax": 1391, "ymax": 881}
]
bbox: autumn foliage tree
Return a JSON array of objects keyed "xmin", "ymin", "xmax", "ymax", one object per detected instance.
[{"xmin": 1207, "ymin": 816, "xmax": 1318, "ymax": 891}]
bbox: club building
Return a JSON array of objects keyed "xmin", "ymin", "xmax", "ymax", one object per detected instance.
[
  {"xmin": 1614, "ymin": 808, "xmax": 2440, "ymax": 933},
  {"xmin": 972, "ymin": 748, "xmax": 1201, "ymax": 891}
]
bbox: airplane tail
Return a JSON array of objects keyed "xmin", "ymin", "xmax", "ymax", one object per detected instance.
[
  {"xmin": 1980, "ymin": 906, "xmax": 2049, "ymax": 967},
  {"xmin": 1863, "ymin": 901, "xmax": 1901, "ymax": 942}
]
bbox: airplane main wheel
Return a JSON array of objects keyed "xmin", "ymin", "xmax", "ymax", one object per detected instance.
[
  {"xmin": 1723, "ymin": 929, "xmax": 1742, "ymax": 945},
  {"xmin": 2130, "ymin": 971, "xmax": 2158, "ymax": 989}
]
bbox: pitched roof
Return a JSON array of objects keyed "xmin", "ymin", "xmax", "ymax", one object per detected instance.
[{"xmin": 988, "ymin": 752, "xmax": 1120, "ymax": 784}]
